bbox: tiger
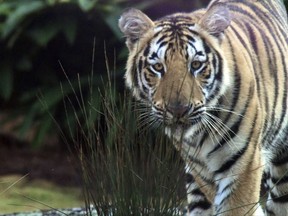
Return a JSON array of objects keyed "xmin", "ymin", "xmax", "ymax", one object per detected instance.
[{"xmin": 118, "ymin": 0, "xmax": 288, "ymax": 215}]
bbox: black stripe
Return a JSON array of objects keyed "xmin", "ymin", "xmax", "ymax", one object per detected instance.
[
  {"xmin": 188, "ymin": 155, "xmax": 206, "ymax": 168},
  {"xmin": 272, "ymin": 154, "xmax": 288, "ymax": 166},
  {"xmin": 142, "ymin": 84, "xmax": 149, "ymax": 94},
  {"xmin": 218, "ymin": 182, "xmax": 234, "ymax": 196},
  {"xmin": 216, "ymin": 183, "xmax": 234, "ymax": 209},
  {"xmin": 188, "ymin": 200, "xmax": 211, "ymax": 211},
  {"xmin": 191, "ymin": 188, "xmax": 205, "ymax": 196},
  {"xmin": 153, "ymin": 30, "xmax": 162, "ymax": 39},
  {"xmin": 212, "ymin": 54, "xmax": 217, "ymax": 72},
  {"xmin": 205, "ymin": 52, "xmax": 222, "ymax": 103},
  {"xmin": 270, "ymin": 191, "xmax": 288, "ymax": 203},
  {"xmin": 143, "ymin": 44, "xmax": 150, "ymax": 57},
  {"xmin": 245, "ymin": 22, "xmax": 258, "ymax": 58},
  {"xmin": 132, "ymin": 57, "xmax": 139, "ymax": 89},
  {"xmin": 139, "ymin": 92, "xmax": 146, "ymax": 100},
  {"xmin": 262, "ymin": 171, "xmax": 270, "ymax": 191},
  {"xmin": 214, "ymin": 52, "xmax": 223, "ymax": 82},
  {"xmin": 203, "ymin": 41, "xmax": 211, "ymax": 54},
  {"xmin": 138, "ymin": 59, "xmax": 143, "ymax": 73},
  {"xmin": 207, "ymin": 116, "xmax": 241, "ymax": 156},
  {"xmin": 150, "ymin": 52, "xmax": 158, "ymax": 60},
  {"xmin": 156, "ymin": 35, "xmax": 167, "ymax": 44},
  {"xmin": 186, "ymin": 28, "xmax": 200, "ymax": 36},
  {"xmin": 198, "ymin": 174, "xmax": 215, "ymax": 185},
  {"xmin": 186, "ymin": 173, "xmax": 194, "ymax": 184},
  {"xmin": 185, "ymin": 34, "xmax": 196, "ymax": 43},
  {"xmin": 158, "ymin": 41, "xmax": 168, "ymax": 49},
  {"xmin": 271, "ymin": 175, "xmax": 288, "ymax": 185},
  {"xmin": 217, "ymin": 193, "xmax": 231, "ymax": 209},
  {"xmin": 144, "ymin": 71, "xmax": 151, "ymax": 83},
  {"xmin": 214, "ymin": 143, "xmax": 248, "ymax": 174},
  {"xmin": 263, "ymin": 171, "xmax": 271, "ymax": 181},
  {"xmin": 265, "ymin": 208, "xmax": 276, "ymax": 216}
]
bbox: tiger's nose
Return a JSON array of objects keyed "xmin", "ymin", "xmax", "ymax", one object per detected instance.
[{"xmin": 166, "ymin": 103, "xmax": 191, "ymax": 118}]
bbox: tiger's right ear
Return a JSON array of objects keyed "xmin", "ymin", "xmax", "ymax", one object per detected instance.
[{"xmin": 119, "ymin": 8, "xmax": 154, "ymax": 51}]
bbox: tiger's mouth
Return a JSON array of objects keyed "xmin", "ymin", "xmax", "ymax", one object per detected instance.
[
  {"xmin": 153, "ymin": 110, "xmax": 203, "ymax": 129},
  {"xmin": 150, "ymin": 103, "xmax": 206, "ymax": 129},
  {"xmin": 171, "ymin": 116, "xmax": 202, "ymax": 128}
]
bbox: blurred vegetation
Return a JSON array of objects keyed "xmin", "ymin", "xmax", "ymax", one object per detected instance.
[
  {"xmin": 0, "ymin": 0, "xmax": 132, "ymax": 147},
  {"xmin": 0, "ymin": 175, "xmax": 83, "ymax": 213},
  {"xmin": 0, "ymin": 0, "xmax": 209, "ymax": 147}
]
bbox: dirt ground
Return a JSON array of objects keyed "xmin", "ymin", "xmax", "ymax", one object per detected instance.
[{"xmin": 0, "ymin": 134, "xmax": 81, "ymax": 187}]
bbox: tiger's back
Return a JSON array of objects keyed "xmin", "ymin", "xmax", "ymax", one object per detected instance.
[{"xmin": 119, "ymin": 0, "xmax": 288, "ymax": 215}]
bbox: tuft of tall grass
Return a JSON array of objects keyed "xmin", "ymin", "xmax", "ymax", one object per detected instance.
[{"xmin": 59, "ymin": 55, "xmax": 186, "ymax": 215}]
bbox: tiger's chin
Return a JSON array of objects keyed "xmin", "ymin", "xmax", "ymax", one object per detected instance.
[
  {"xmin": 160, "ymin": 115, "xmax": 203, "ymax": 141},
  {"xmin": 165, "ymin": 115, "xmax": 202, "ymax": 127}
]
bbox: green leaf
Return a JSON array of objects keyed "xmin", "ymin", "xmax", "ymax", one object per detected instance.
[
  {"xmin": 104, "ymin": 10, "xmax": 123, "ymax": 40},
  {"xmin": 62, "ymin": 17, "xmax": 78, "ymax": 44},
  {"xmin": 0, "ymin": 64, "xmax": 13, "ymax": 100},
  {"xmin": 28, "ymin": 21, "xmax": 61, "ymax": 46},
  {"xmin": 0, "ymin": 2, "xmax": 13, "ymax": 17},
  {"xmin": 28, "ymin": 15, "xmax": 78, "ymax": 46},
  {"xmin": 78, "ymin": 0, "xmax": 98, "ymax": 11},
  {"xmin": 46, "ymin": 0, "xmax": 58, "ymax": 5},
  {"xmin": 1, "ymin": 1, "xmax": 47, "ymax": 39}
]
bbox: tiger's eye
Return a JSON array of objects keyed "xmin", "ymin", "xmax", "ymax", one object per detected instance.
[
  {"xmin": 152, "ymin": 63, "xmax": 164, "ymax": 72},
  {"xmin": 191, "ymin": 61, "xmax": 202, "ymax": 70}
]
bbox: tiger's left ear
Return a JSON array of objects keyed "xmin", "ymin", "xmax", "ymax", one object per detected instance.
[
  {"xmin": 199, "ymin": 1, "xmax": 231, "ymax": 37},
  {"xmin": 119, "ymin": 8, "xmax": 154, "ymax": 51}
]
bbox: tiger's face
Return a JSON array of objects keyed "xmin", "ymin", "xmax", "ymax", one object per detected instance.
[
  {"xmin": 119, "ymin": 3, "xmax": 231, "ymax": 131},
  {"xmin": 131, "ymin": 22, "xmax": 214, "ymax": 127}
]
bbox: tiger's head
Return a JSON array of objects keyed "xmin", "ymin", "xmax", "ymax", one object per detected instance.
[{"xmin": 119, "ymin": 1, "xmax": 232, "ymax": 131}]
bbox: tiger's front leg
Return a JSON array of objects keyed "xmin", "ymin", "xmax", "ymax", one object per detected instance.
[
  {"xmin": 212, "ymin": 174, "xmax": 264, "ymax": 216},
  {"xmin": 264, "ymin": 149, "xmax": 288, "ymax": 216},
  {"xmin": 185, "ymin": 164, "xmax": 213, "ymax": 216},
  {"xmin": 184, "ymin": 142, "xmax": 265, "ymax": 216}
]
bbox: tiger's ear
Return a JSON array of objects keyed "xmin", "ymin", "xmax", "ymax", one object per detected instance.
[
  {"xmin": 119, "ymin": 8, "xmax": 154, "ymax": 51},
  {"xmin": 199, "ymin": 1, "xmax": 231, "ymax": 37}
]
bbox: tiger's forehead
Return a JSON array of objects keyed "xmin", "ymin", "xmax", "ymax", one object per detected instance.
[
  {"xmin": 155, "ymin": 14, "xmax": 199, "ymax": 27},
  {"xmin": 145, "ymin": 18, "xmax": 207, "ymax": 63}
]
